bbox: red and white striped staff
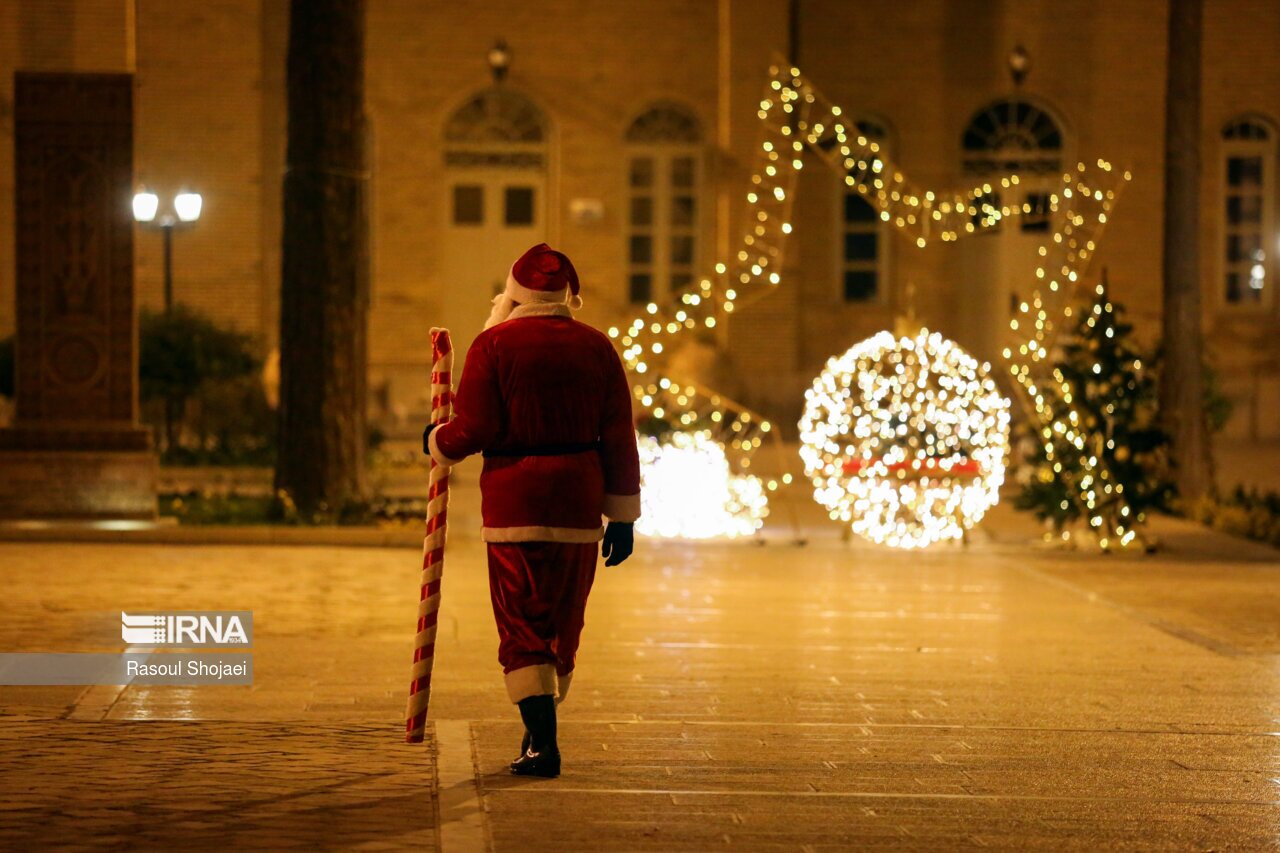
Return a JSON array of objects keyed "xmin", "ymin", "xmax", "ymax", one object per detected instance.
[{"xmin": 405, "ymin": 327, "xmax": 454, "ymax": 743}]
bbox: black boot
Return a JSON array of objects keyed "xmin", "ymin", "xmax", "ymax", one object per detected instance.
[
  {"xmin": 510, "ymin": 694, "xmax": 560, "ymax": 777},
  {"xmin": 515, "ymin": 729, "xmax": 530, "ymax": 763}
]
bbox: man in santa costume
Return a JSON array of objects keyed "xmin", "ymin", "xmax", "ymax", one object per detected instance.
[{"xmin": 423, "ymin": 243, "xmax": 641, "ymax": 778}]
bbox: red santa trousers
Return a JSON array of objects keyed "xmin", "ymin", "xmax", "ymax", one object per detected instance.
[{"xmin": 487, "ymin": 540, "xmax": 598, "ymax": 704}]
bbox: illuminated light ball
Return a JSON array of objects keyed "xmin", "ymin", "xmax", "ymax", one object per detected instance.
[
  {"xmin": 635, "ymin": 430, "xmax": 768, "ymax": 539},
  {"xmin": 798, "ymin": 329, "xmax": 1011, "ymax": 549}
]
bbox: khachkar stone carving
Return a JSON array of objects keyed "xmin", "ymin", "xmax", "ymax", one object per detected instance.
[{"xmin": 0, "ymin": 73, "xmax": 156, "ymax": 519}]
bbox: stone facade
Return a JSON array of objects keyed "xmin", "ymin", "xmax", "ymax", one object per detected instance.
[{"xmin": 2, "ymin": 0, "xmax": 1277, "ymax": 439}]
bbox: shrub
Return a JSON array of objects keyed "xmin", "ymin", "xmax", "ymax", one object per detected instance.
[{"xmin": 139, "ymin": 306, "xmax": 272, "ymax": 465}]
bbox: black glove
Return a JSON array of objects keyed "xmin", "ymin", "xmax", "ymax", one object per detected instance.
[
  {"xmin": 602, "ymin": 521, "xmax": 634, "ymax": 567},
  {"xmin": 422, "ymin": 423, "xmax": 435, "ymax": 456}
]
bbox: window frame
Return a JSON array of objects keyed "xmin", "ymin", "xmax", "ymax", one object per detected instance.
[
  {"xmin": 960, "ymin": 98, "xmax": 1064, "ymax": 177},
  {"xmin": 835, "ymin": 189, "xmax": 890, "ymax": 304},
  {"xmin": 959, "ymin": 97, "xmax": 1067, "ymax": 242},
  {"xmin": 624, "ymin": 141, "xmax": 703, "ymax": 306},
  {"xmin": 834, "ymin": 120, "xmax": 892, "ymax": 305},
  {"xmin": 1219, "ymin": 118, "xmax": 1277, "ymax": 313}
]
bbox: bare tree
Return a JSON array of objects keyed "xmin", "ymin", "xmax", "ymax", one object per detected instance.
[
  {"xmin": 1159, "ymin": 0, "xmax": 1212, "ymax": 502},
  {"xmin": 275, "ymin": 0, "xmax": 369, "ymax": 514}
]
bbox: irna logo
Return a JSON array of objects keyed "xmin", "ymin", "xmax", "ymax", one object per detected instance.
[{"xmin": 121, "ymin": 611, "xmax": 253, "ymax": 647}]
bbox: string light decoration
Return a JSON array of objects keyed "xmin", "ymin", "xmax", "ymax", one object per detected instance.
[
  {"xmin": 1015, "ymin": 275, "xmax": 1171, "ymax": 546},
  {"xmin": 999, "ymin": 166, "xmax": 1138, "ymax": 549},
  {"xmin": 635, "ymin": 431, "xmax": 769, "ymax": 539},
  {"xmin": 610, "ymin": 57, "xmax": 1133, "ymax": 545},
  {"xmin": 799, "ymin": 329, "xmax": 1011, "ymax": 548}
]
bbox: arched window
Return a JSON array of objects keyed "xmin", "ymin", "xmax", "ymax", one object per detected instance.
[
  {"xmin": 961, "ymin": 98, "xmax": 1063, "ymax": 175},
  {"xmin": 961, "ymin": 98, "xmax": 1064, "ymax": 234},
  {"xmin": 444, "ymin": 88, "xmax": 547, "ymax": 168},
  {"xmin": 839, "ymin": 119, "xmax": 891, "ymax": 302},
  {"xmin": 1221, "ymin": 115, "xmax": 1276, "ymax": 307},
  {"xmin": 442, "ymin": 88, "xmax": 547, "ymax": 232},
  {"xmin": 624, "ymin": 103, "xmax": 703, "ymax": 304}
]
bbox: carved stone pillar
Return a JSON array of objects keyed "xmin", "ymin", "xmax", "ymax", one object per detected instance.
[{"xmin": 0, "ymin": 72, "xmax": 156, "ymax": 519}]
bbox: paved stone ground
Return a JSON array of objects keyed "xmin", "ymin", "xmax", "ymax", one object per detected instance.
[{"xmin": 0, "ymin": 502, "xmax": 1277, "ymax": 850}]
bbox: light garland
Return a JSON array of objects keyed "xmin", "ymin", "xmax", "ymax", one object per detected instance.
[
  {"xmin": 999, "ymin": 169, "xmax": 1137, "ymax": 548},
  {"xmin": 635, "ymin": 431, "xmax": 769, "ymax": 539},
  {"xmin": 799, "ymin": 329, "xmax": 1011, "ymax": 549},
  {"xmin": 608, "ymin": 59, "xmax": 1133, "ymax": 546}
]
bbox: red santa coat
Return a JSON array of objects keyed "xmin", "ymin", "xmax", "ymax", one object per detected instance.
[{"xmin": 427, "ymin": 302, "xmax": 641, "ymax": 542}]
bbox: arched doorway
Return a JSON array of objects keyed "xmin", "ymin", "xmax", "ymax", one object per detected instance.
[
  {"xmin": 956, "ymin": 97, "xmax": 1066, "ymax": 364},
  {"xmin": 440, "ymin": 88, "xmax": 549, "ymax": 356}
]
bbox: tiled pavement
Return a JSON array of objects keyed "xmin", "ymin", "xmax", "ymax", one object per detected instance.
[
  {"xmin": 0, "ymin": 721, "xmax": 437, "ymax": 850},
  {"xmin": 0, "ymin": 505, "xmax": 1277, "ymax": 850}
]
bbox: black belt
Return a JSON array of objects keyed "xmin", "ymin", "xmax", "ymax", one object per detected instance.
[{"xmin": 483, "ymin": 440, "xmax": 603, "ymax": 459}]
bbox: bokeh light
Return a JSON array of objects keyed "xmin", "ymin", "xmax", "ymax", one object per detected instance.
[
  {"xmin": 799, "ymin": 329, "xmax": 1011, "ymax": 549},
  {"xmin": 636, "ymin": 431, "xmax": 768, "ymax": 539}
]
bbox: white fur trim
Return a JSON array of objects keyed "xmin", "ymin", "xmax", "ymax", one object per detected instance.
[
  {"xmin": 506, "ymin": 267, "xmax": 571, "ymax": 304},
  {"xmin": 555, "ymin": 670, "xmax": 573, "ymax": 705},
  {"xmin": 603, "ymin": 492, "xmax": 641, "ymax": 523},
  {"xmin": 506, "ymin": 302, "xmax": 573, "ymax": 321},
  {"xmin": 427, "ymin": 427, "xmax": 464, "ymax": 467},
  {"xmin": 505, "ymin": 663, "xmax": 557, "ymax": 703},
  {"xmin": 482, "ymin": 525, "xmax": 604, "ymax": 543}
]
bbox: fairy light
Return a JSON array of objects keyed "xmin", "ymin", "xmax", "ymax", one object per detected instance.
[
  {"xmin": 799, "ymin": 329, "xmax": 1011, "ymax": 549},
  {"xmin": 606, "ymin": 60, "xmax": 1133, "ymax": 545},
  {"xmin": 636, "ymin": 431, "xmax": 769, "ymax": 539},
  {"xmin": 1001, "ymin": 165, "xmax": 1137, "ymax": 547}
]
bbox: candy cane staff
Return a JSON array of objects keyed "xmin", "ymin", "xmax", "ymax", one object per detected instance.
[
  {"xmin": 423, "ymin": 243, "xmax": 641, "ymax": 778},
  {"xmin": 405, "ymin": 328, "xmax": 454, "ymax": 743}
]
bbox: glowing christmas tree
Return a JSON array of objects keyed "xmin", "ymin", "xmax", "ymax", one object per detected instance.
[{"xmin": 1016, "ymin": 273, "xmax": 1172, "ymax": 546}]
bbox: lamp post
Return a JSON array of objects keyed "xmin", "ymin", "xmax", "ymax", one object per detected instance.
[{"xmin": 132, "ymin": 187, "xmax": 203, "ymax": 312}]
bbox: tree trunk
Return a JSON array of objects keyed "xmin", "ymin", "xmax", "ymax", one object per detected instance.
[
  {"xmin": 275, "ymin": 0, "xmax": 369, "ymax": 514},
  {"xmin": 1159, "ymin": 0, "xmax": 1212, "ymax": 502}
]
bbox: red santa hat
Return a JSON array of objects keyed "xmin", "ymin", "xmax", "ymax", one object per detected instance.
[{"xmin": 505, "ymin": 243, "xmax": 582, "ymax": 310}]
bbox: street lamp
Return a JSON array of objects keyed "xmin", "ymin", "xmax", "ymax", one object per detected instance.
[
  {"xmin": 132, "ymin": 186, "xmax": 202, "ymax": 312},
  {"xmin": 132, "ymin": 189, "xmax": 159, "ymax": 223},
  {"xmin": 174, "ymin": 190, "xmax": 203, "ymax": 223}
]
